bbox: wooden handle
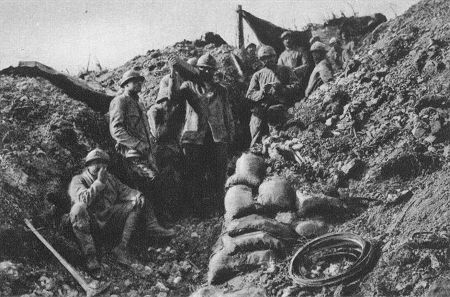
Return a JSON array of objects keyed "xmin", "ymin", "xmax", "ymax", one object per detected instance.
[{"xmin": 24, "ymin": 219, "xmax": 92, "ymax": 294}]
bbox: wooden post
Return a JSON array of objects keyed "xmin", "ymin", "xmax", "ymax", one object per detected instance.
[{"xmin": 237, "ymin": 5, "xmax": 244, "ymax": 49}]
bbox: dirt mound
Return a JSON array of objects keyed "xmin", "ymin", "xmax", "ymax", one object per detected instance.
[
  {"xmin": 246, "ymin": 0, "xmax": 450, "ymax": 295},
  {"xmin": 0, "ymin": 75, "xmax": 112, "ymax": 227}
]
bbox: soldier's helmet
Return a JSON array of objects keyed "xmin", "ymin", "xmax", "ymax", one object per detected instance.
[
  {"xmin": 85, "ymin": 148, "xmax": 110, "ymax": 165},
  {"xmin": 119, "ymin": 69, "xmax": 145, "ymax": 88}
]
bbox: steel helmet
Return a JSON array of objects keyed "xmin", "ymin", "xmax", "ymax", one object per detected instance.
[
  {"xmin": 196, "ymin": 53, "xmax": 217, "ymax": 69},
  {"xmin": 257, "ymin": 45, "xmax": 276, "ymax": 59},
  {"xmin": 85, "ymin": 148, "xmax": 110, "ymax": 165},
  {"xmin": 187, "ymin": 57, "xmax": 198, "ymax": 66},
  {"xmin": 119, "ymin": 69, "xmax": 145, "ymax": 88},
  {"xmin": 309, "ymin": 36, "xmax": 321, "ymax": 45},
  {"xmin": 329, "ymin": 37, "xmax": 337, "ymax": 45},
  {"xmin": 280, "ymin": 30, "xmax": 294, "ymax": 40},
  {"xmin": 310, "ymin": 41, "xmax": 327, "ymax": 52}
]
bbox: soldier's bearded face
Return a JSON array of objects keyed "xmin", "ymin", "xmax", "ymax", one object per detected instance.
[{"xmin": 87, "ymin": 163, "xmax": 107, "ymax": 177}]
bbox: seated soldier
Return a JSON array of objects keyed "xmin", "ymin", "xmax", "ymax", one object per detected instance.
[
  {"xmin": 68, "ymin": 149, "xmax": 171, "ymax": 273},
  {"xmin": 327, "ymin": 37, "xmax": 344, "ymax": 72},
  {"xmin": 305, "ymin": 42, "xmax": 334, "ymax": 98},
  {"xmin": 246, "ymin": 45, "xmax": 300, "ymax": 147}
]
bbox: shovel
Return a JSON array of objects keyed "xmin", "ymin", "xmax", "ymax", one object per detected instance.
[{"xmin": 24, "ymin": 219, "xmax": 110, "ymax": 297}]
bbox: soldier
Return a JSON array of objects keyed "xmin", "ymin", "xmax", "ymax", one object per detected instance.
[
  {"xmin": 69, "ymin": 149, "xmax": 165, "ymax": 271},
  {"xmin": 278, "ymin": 30, "xmax": 313, "ymax": 84},
  {"xmin": 174, "ymin": 53, "xmax": 235, "ymax": 216},
  {"xmin": 327, "ymin": 37, "xmax": 344, "ymax": 72},
  {"xmin": 109, "ymin": 69, "xmax": 175, "ymax": 236},
  {"xmin": 246, "ymin": 45, "xmax": 300, "ymax": 146},
  {"xmin": 305, "ymin": 42, "xmax": 334, "ymax": 98},
  {"xmin": 147, "ymin": 59, "xmax": 198, "ymax": 217}
]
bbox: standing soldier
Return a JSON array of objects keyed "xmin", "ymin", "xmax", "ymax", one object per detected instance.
[
  {"xmin": 247, "ymin": 45, "xmax": 300, "ymax": 147},
  {"xmin": 69, "ymin": 149, "xmax": 146, "ymax": 271},
  {"xmin": 305, "ymin": 42, "xmax": 334, "ymax": 98},
  {"xmin": 109, "ymin": 69, "xmax": 174, "ymax": 237},
  {"xmin": 147, "ymin": 59, "xmax": 198, "ymax": 218},
  {"xmin": 173, "ymin": 53, "xmax": 235, "ymax": 216},
  {"xmin": 278, "ymin": 30, "xmax": 313, "ymax": 85}
]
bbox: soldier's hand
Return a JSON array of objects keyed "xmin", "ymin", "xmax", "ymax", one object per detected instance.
[
  {"xmin": 263, "ymin": 84, "xmax": 272, "ymax": 94},
  {"xmin": 97, "ymin": 167, "xmax": 108, "ymax": 184},
  {"xmin": 135, "ymin": 194, "xmax": 145, "ymax": 208},
  {"xmin": 168, "ymin": 56, "xmax": 178, "ymax": 69}
]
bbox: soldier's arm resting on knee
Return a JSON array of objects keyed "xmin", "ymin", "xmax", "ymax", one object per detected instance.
[{"xmin": 111, "ymin": 175, "xmax": 143, "ymax": 206}]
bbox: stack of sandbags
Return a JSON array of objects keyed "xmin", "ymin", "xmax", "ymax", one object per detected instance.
[{"xmin": 209, "ymin": 153, "xmax": 302, "ymax": 285}]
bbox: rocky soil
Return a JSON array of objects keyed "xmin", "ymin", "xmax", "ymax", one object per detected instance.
[{"xmin": 1, "ymin": 0, "xmax": 450, "ymax": 296}]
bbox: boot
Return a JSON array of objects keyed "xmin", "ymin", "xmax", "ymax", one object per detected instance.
[
  {"xmin": 112, "ymin": 244, "xmax": 133, "ymax": 267},
  {"xmin": 146, "ymin": 221, "xmax": 176, "ymax": 238},
  {"xmin": 112, "ymin": 209, "xmax": 139, "ymax": 267},
  {"xmin": 144, "ymin": 200, "xmax": 176, "ymax": 238},
  {"xmin": 86, "ymin": 254, "xmax": 101, "ymax": 271}
]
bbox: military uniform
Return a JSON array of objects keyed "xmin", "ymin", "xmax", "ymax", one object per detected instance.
[
  {"xmin": 246, "ymin": 65, "xmax": 300, "ymax": 146},
  {"xmin": 69, "ymin": 170, "xmax": 142, "ymax": 261},
  {"xmin": 109, "ymin": 89, "xmax": 166, "ymax": 223},
  {"xmin": 305, "ymin": 59, "xmax": 334, "ymax": 98},
  {"xmin": 178, "ymin": 80, "xmax": 235, "ymax": 214},
  {"xmin": 147, "ymin": 73, "xmax": 185, "ymax": 217}
]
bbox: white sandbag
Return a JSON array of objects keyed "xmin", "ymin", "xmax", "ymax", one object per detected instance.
[
  {"xmin": 294, "ymin": 220, "xmax": 328, "ymax": 238},
  {"xmin": 222, "ymin": 232, "xmax": 284, "ymax": 255},
  {"xmin": 296, "ymin": 190, "xmax": 344, "ymax": 216},
  {"xmin": 224, "ymin": 185, "xmax": 255, "ymax": 221},
  {"xmin": 257, "ymin": 177, "xmax": 295, "ymax": 212},
  {"xmin": 226, "ymin": 153, "xmax": 266, "ymax": 188}
]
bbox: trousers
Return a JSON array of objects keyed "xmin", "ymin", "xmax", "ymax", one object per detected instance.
[{"xmin": 70, "ymin": 201, "xmax": 139, "ymax": 256}]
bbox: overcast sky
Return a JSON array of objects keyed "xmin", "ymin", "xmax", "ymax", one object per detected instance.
[{"xmin": 1, "ymin": 0, "xmax": 420, "ymax": 73}]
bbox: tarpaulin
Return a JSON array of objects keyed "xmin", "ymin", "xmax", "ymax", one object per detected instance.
[{"xmin": 240, "ymin": 9, "xmax": 311, "ymax": 55}]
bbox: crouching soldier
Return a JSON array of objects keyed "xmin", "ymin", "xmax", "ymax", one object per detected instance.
[
  {"xmin": 305, "ymin": 42, "xmax": 334, "ymax": 98},
  {"xmin": 69, "ymin": 149, "xmax": 149, "ymax": 271},
  {"xmin": 109, "ymin": 69, "xmax": 175, "ymax": 236}
]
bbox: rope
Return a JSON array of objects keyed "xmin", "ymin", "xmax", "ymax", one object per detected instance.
[{"xmin": 289, "ymin": 233, "xmax": 375, "ymax": 287}]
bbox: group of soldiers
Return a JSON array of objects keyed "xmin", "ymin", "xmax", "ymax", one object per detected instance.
[{"xmin": 66, "ymin": 30, "xmax": 351, "ymax": 274}]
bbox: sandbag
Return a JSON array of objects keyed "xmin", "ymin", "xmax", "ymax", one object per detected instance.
[
  {"xmin": 257, "ymin": 177, "xmax": 295, "ymax": 212},
  {"xmin": 294, "ymin": 220, "xmax": 328, "ymax": 238},
  {"xmin": 222, "ymin": 232, "xmax": 284, "ymax": 255},
  {"xmin": 207, "ymin": 249, "xmax": 275, "ymax": 285},
  {"xmin": 224, "ymin": 185, "xmax": 255, "ymax": 221},
  {"xmin": 226, "ymin": 214, "xmax": 297, "ymax": 241},
  {"xmin": 296, "ymin": 191, "xmax": 344, "ymax": 216},
  {"xmin": 226, "ymin": 153, "xmax": 266, "ymax": 189},
  {"xmin": 208, "ymin": 250, "xmax": 243, "ymax": 285}
]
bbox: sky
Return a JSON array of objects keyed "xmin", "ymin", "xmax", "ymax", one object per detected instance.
[{"xmin": 0, "ymin": 0, "xmax": 420, "ymax": 73}]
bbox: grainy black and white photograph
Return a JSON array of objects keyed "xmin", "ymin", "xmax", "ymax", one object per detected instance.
[{"xmin": 0, "ymin": 0, "xmax": 449, "ymax": 296}]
